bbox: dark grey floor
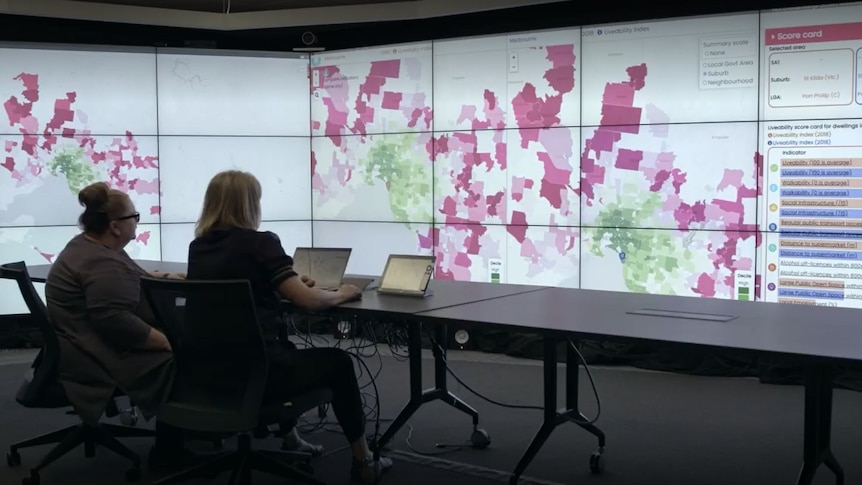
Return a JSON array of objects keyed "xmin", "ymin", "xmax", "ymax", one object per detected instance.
[{"xmin": 1, "ymin": 348, "xmax": 861, "ymax": 485}]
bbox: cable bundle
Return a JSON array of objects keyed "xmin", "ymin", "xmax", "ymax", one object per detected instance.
[
  {"xmin": 280, "ymin": 313, "xmax": 602, "ymax": 458},
  {"xmin": 283, "ymin": 314, "xmax": 409, "ymax": 446}
]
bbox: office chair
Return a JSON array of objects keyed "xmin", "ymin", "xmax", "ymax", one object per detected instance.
[
  {"xmin": 140, "ymin": 276, "xmax": 330, "ymax": 485},
  {"xmin": 1, "ymin": 261, "xmax": 154, "ymax": 485}
]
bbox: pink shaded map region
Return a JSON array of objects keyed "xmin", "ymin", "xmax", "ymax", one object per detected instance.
[
  {"xmin": 511, "ymin": 44, "xmax": 576, "ymax": 130},
  {"xmin": 580, "ymin": 63, "xmax": 759, "ymax": 299},
  {"xmin": 434, "ymin": 131, "xmax": 507, "ymax": 225},
  {"xmin": 311, "ymin": 56, "xmax": 432, "ymax": 139},
  {"xmin": 433, "ymin": 43, "xmax": 580, "ymax": 281},
  {"xmin": 3, "ymin": 72, "xmax": 159, "ymax": 241}
]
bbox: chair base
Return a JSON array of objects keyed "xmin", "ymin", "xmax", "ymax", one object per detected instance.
[
  {"xmin": 8, "ymin": 422, "xmax": 154, "ymax": 484},
  {"xmin": 152, "ymin": 433, "xmax": 325, "ymax": 485}
]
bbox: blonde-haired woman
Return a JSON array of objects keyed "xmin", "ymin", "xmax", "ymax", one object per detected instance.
[{"xmin": 187, "ymin": 170, "xmax": 391, "ymax": 483}]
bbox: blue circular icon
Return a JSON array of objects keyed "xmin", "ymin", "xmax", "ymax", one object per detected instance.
[
  {"xmin": 618, "ymin": 251, "xmax": 626, "ymax": 262},
  {"xmin": 767, "ymin": 140, "xmax": 773, "ymax": 145},
  {"xmin": 768, "ymin": 223, "xmax": 777, "ymax": 231},
  {"xmin": 767, "ymin": 283, "xmax": 776, "ymax": 291},
  {"xmin": 597, "ymin": 29, "xmax": 603, "ymax": 35},
  {"xmin": 769, "ymin": 184, "xmax": 778, "ymax": 192}
]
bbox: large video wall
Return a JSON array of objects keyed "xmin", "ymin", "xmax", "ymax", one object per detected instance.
[{"xmin": 2, "ymin": 3, "xmax": 862, "ymax": 313}]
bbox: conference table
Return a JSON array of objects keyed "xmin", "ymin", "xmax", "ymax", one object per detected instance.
[
  {"xmin": 25, "ymin": 261, "xmax": 862, "ymax": 485},
  {"xmin": 417, "ymin": 286, "xmax": 862, "ymax": 485},
  {"xmin": 331, "ymin": 278, "xmax": 549, "ymax": 462}
]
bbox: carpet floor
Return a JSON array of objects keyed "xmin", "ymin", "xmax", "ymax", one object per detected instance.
[{"xmin": 1, "ymin": 348, "xmax": 860, "ymax": 485}]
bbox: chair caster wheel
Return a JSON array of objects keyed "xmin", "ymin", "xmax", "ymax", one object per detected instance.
[
  {"xmin": 23, "ymin": 470, "xmax": 40, "ymax": 485},
  {"xmin": 125, "ymin": 467, "xmax": 141, "ymax": 482},
  {"xmin": 470, "ymin": 428, "xmax": 491, "ymax": 449},
  {"xmin": 589, "ymin": 450, "xmax": 605, "ymax": 474},
  {"xmin": 7, "ymin": 450, "xmax": 21, "ymax": 467}
]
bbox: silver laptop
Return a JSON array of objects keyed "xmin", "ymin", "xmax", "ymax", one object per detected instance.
[
  {"xmin": 292, "ymin": 247, "xmax": 352, "ymax": 291},
  {"xmin": 376, "ymin": 254, "xmax": 435, "ymax": 297}
]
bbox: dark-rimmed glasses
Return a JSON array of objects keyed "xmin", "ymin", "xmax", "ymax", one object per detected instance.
[{"xmin": 115, "ymin": 212, "xmax": 140, "ymax": 223}]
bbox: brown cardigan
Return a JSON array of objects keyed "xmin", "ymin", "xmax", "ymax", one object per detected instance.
[{"xmin": 45, "ymin": 234, "xmax": 174, "ymax": 425}]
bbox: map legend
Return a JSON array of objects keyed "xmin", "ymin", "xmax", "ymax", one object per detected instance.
[
  {"xmin": 489, "ymin": 258, "xmax": 503, "ymax": 283},
  {"xmin": 734, "ymin": 271, "xmax": 754, "ymax": 300}
]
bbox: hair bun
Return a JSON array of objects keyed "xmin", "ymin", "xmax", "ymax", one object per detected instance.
[{"xmin": 77, "ymin": 182, "xmax": 110, "ymax": 211}]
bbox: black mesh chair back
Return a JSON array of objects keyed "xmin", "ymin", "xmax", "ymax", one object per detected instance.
[
  {"xmin": 140, "ymin": 277, "xmax": 268, "ymax": 433},
  {"xmin": 0, "ymin": 261, "xmax": 66, "ymax": 408},
  {"xmin": 2, "ymin": 261, "xmax": 154, "ymax": 482}
]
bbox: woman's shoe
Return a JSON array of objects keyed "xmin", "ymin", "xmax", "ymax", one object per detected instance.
[{"xmin": 281, "ymin": 428, "xmax": 324, "ymax": 457}]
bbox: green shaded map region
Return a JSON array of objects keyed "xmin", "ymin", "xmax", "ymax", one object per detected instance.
[
  {"xmin": 588, "ymin": 189, "xmax": 693, "ymax": 294},
  {"xmin": 47, "ymin": 146, "xmax": 96, "ymax": 194},
  {"xmin": 361, "ymin": 134, "xmax": 431, "ymax": 225}
]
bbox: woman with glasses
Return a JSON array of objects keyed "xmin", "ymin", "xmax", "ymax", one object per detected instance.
[{"xmin": 44, "ymin": 181, "xmax": 190, "ymax": 471}]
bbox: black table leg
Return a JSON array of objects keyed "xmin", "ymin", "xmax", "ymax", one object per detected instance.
[
  {"xmin": 373, "ymin": 322, "xmax": 483, "ymax": 458},
  {"xmin": 510, "ymin": 336, "xmax": 605, "ymax": 485},
  {"xmin": 796, "ymin": 363, "xmax": 844, "ymax": 485}
]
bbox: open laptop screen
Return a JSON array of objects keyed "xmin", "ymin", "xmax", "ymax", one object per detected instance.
[
  {"xmin": 292, "ymin": 247, "xmax": 352, "ymax": 290},
  {"xmin": 378, "ymin": 255, "xmax": 435, "ymax": 294}
]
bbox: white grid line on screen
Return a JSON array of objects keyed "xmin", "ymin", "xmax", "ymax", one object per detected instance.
[
  {"xmin": 154, "ymin": 52, "xmax": 164, "ymax": 261},
  {"xmin": 754, "ymin": 13, "xmax": 762, "ymax": 301}
]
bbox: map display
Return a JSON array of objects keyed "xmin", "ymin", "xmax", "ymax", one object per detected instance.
[
  {"xmin": 581, "ymin": 14, "xmax": 759, "ymax": 126},
  {"xmin": 309, "ymin": 43, "xmax": 434, "ymax": 228},
  {"xmin": 434, "ymin": 127, "xmax": 581, "ymax": 227},
  {"xmin": 0, "ymin": 45, "xmax": 162, "ymax": 315},
  {"xmin": 310, "ymin": 42, "xmax": 432, "ymax": 136},
  {"xmin": 157, "ymin": 51, "xmax": 311, "ymax": 137},
  {"xmin": 581, "ymin": 228, "xmax": 756, "ymax": 299},
  {"xmin": 433, "ymin": 28, "xmax": 580, "ymax": 131},
  {"xmin": 311, "ymin": 133, "xmax": 433, "ymax": 223},
  {"xmin": 577, "ymin": 15, "xmax": 762, "ymax": 299},
  {"xmin": 6, "ymin": 3, "xmax": 862, "ymax": 317},
  {"xmin": 429, "ymin": 28, "xmax": 582, "ymax": 285},
  {"xmin": 434, "ymin": 223, "xmax": 582, "ymax": 287},
  {"xmin": 159, "ymin": 221, "xmax": 311, "ymax": 263},
  {"xmin": 158, "ymin": 136, "xmax": 311, "ymax": 223},
  {"xmin": 581, "ymin": 121, "xmax": 759, "ymax": 231},
  {"xmin": 313, "ymin": 221, "xmax": 432, "ymax": 276},
  {"xmin": 1, "ymin": 48, "xmax": 160, "ymax": 227}
]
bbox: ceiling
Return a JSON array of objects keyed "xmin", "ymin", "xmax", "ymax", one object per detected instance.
[
  {"xmin": 1, "ymin": 0, "xmax": 568, "ymax": 30},
  {"xmin": 81, "ymin": 0, "xmax": 409, "ymax": 14}
]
